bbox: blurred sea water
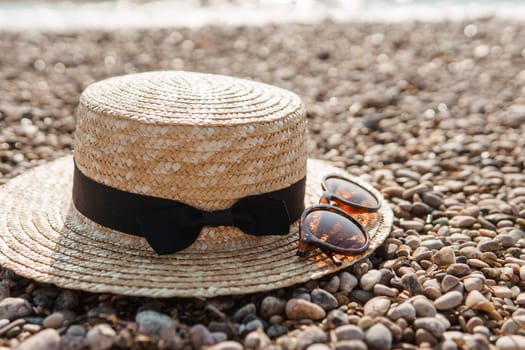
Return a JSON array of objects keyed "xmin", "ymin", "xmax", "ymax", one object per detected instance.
[{"xmin": 0, "ymin": 0, "xmax": 524, "ymax": 30}]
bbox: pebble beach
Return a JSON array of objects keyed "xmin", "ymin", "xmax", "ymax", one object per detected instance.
[{"xmin": 1, "ymin": 17, "xmax": 525, "ymax": 350}]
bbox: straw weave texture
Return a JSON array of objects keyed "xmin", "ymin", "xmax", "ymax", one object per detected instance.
[
  {"xmin": 0, "ymin": 157, "xmax": 393, "ymax": 297},
  {"xmin": 0, "ymin": 71, "xmax": 393, "ymax": 297},
  {"xmin": 74, "ymin": 71, "xmax": 307, "ymax": 210}
]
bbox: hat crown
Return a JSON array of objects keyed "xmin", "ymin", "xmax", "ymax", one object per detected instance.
[{"xmin": 74, "ymin": 71, "xmax": 307, "ymax": 210}]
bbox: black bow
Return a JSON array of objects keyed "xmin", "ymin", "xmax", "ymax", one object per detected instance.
[{"xmin": 137, "ymin": 196, "xmax": 291, "ymax": 254}]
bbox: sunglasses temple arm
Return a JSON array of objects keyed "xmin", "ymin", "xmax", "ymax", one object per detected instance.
[{"xmin": 320, "ymin": 248, "xmax": 342, "ymax": 266}]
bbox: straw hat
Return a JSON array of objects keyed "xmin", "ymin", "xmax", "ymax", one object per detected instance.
[{"xmin": 0, "ymin": 71, "xmax": 393, "ymax": 297}]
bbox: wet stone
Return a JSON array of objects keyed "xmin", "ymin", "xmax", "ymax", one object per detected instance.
[
  {"xmin": 260, "ymin": 296, "xmax": 285, "ymax": 320},
  {"xmin": 311, "ymin": 288, "xmax": 338, "ymax": 311},
  {"xmin": 0, "ymin": 297, "xmax": 32, "ymax": 321},
  {"xmin": 434, "ymin": 291, "xmax": 463, "ymax": 310},
  {"xmin": 285, "ymin": 299, "xmax": 326, "ymax": 320},
  {"xmin": 16, "ymin": 328, "xmax": 60, "ymax": 350}
]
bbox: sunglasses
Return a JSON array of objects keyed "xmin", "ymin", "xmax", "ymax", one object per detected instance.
[{"xmin": 297, "ymin": 174, "xmax": 381, "ymax": 266}]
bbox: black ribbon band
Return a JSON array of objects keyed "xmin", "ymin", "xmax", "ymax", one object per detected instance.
[{"xmin": 72, "ymin": 164, "xmax": 306, "ymax": 255}]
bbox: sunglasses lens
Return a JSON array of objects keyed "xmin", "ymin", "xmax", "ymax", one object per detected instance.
[
  {"xmin": 303, "ymin": 209, "xmax": 368, "ymax": 251},
  {"xmin": 325, "ymin": 177, "xmax": 379, "ymax": 210}
]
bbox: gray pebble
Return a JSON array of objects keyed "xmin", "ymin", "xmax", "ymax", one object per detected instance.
[
  {"xmin": 414, "ymin": 317, "xmax": 446, "ymax": 338},
  {"xmin": 449, "ymin": 215, "xmax": 477, "ymax": 228},
  {"xmin": 335, "ymin": 339, "xmax": 368, "ymax": 350},
  {"xmin": 323, "ymin": 276, "xmax": 340, "ymax": 293},
  {"xmin": 413, "ymin": 298, "xmax": 437, "ymax": 317},
  {"xmin": 60, "ymin": 334, "xmax": 85, "ymax": 350},
  {"xmin": 190, "ymin": 324, "xmax": 215, "ymax": 349},
  {"xmin": 434, "ymin": 291, "xmax": 463, "ymax": 310},
  {"xmin": 401, "ymin": 273, "xmax": 423, "ymax": 296},
  {"xmin": 421, "ymin": 239, "xmax": 444, "ymax": 250},
  {"xmin": 85, "ymin": 324, "xmax": 116, "ymax": 350},
  {"xmin": 335, "ymin": 324, "xmax": 365, "ymax": 341},
  {"xmin": 260, "ymin": 296, "xmax": 285, "ymax": 320},
  {"xmin": 373, "ymin": 284, "xmax": 397, "ymax": 297},
  {"xmin": 365, "ymin": 323, "xmax": 392, "ymax": 350},
  {"xmin": 326, "ymin": 309, "xmax": 349, "ymax": 328},
  {"xmin": 233, "ymin": 303, "xmax": 256, "ymax": 322},
  {"xmin": 311, "ymin": 288, "xmax": 338, "ymax": 311},
  {"xmin": 339, "ymin": 272, "xmax": 358, "ymax": 293},
  {"xmin": 0, "ymin": 297, "xmax": 32, "ymax": 321},
  {"xmin": 43, "ymin": 312, "xmax": 64, "ymax": 329},
  {"xmin": 441, "ymin": 275, "xmax": 460, "ymax": 292},
  {"xmin": 16, "ymin": 328, "xmax": 60, "ymax": 350},
  {"xmin": 136, "ymin": 310, "xmax": 174, "ymax": 335},
  {"xmin": 266, "ymin": 324, "xmax": 287, "ymax": 339},
  {"xmin": 464, "ymin": 277, "xmax": 484, "ymax": 291},
  {"xmin": 66, "ymin": 325, "xmax": 86, "ymax": 337}
]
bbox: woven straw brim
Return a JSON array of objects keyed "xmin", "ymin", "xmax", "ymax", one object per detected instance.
[{"xmin": 0, "ymin": 157, "xmax": 393, "ymax": 298}]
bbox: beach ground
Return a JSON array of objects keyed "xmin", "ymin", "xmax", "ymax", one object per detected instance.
[{"xmin": 0, "ymin": 18, "xmax": 525, "ymax": 349}]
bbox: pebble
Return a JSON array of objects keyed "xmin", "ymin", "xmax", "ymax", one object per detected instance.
[
  {"xmin": 326, "ymin": 309, "xmax": 349, "ymax": 328},
  {"xmin": 285, "ymin": 299, "xmax": 326, "ymax": 320},
  {"xmin": 135, "ymin": 310, "xmax": 174, "ymax": 335},
  {"xmin": 434, "ymin": 291, "xmax": 463, "ymax": 310},
  {"xmin": 208, "ymin": 341, "xmax": 243, "ymax": 350},
  {"xmin": 297, "ymin": 326, "xmax": 327, "ymax": 350},
  {"xmin": 335, "ymin": 324, "xmax": 365, "ymax": 341},
  {"xmin": 441, "ymin": 275, "xmax": 460, "ymax": 292},
  {"xmin": 446, "ymin": 263, "xmax": 471, "ymax": 277},
  {"xmin": 414, "ymin": 317, "xmax": 445, "ymax": 338},
  {"xmin": 464, "ymin": 277, "xmax": 484, "ymax": 291},
  {"xmin": 401, "ymin": 220, "xmax": 424, "ymax": 231},
  {"xmin": 495, "ymin": 335, "xmax": 525, "ymax": 350},
  {"xmin": 85, "ymin": 324, "xmax": 116, "ymax": 350},
  {"xmin": 16, "ymin": 329, "xmax": 60, "ymax": 350},
  {"xmin": 501, "ymin": 316, "xmax": 525, "ymax": 335},
  {"xmin": 334, "ymin": 339, "xmax": 368, "ymax": 350},
  {"xmin": 339, "ymin": 272, "xmax": 358, "ymax": 293},
  {"xmin": 413, "ymin": 298, "xmax": 437, "ymax": 317},
  {"xmin": 0, "ymin": 298, "xmax": 32, "ymax": 321},
  {"xmin": 233, "ymin": 303, "xmax": 256, "ymax": 322},
  {"xmin": 387, "ymin": 303, "xmax": 416, "ymax": 321},
  {"xmin": 364, "ymin": 297, "xmax": 390, "ymax": 317},
  {"xmin": 244, "ymin": 329, "xmax": 271, "ymax": 349},
  {"xmin": 260, "ymin": 296, "xmax": 285, "ymax": 320},
  {"xmin": 360, "ymin": 270, "xmax": 382, "ymax": 291},
  {"xmin": 190, "ymin": 324, "xmax": 215, "ymax": 349},
  {"xmin": 266, "ymin": 324, "xmax": 287, "ymax": 339},
  {"xmin": 311, "ymin": 289, "xmax": 338, "ymax": 311},
  {"xmin": 365, "ymin": 323, "xmax": 392, "ymax": 350},
  {"xmin": 421, "ymin": 239, "xmax": 444, "ymax": 250},
  {"xmin": 323, "ymin": 276, "xmax": 340, "ymax": 293},
  {"xmin": 433, "ymin": 247, "xmax": 456, "ymax": 267},
  {"xmin": 66, "ymin": 325, "xmax": 86, "ymax": 337},
  {"xmin": 42, "ymin": 312, "xmax": 64, "ymax": 329},
  {"xmin": 449, "ymin": 215, "xmax": 477, "ymax": 228}
]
